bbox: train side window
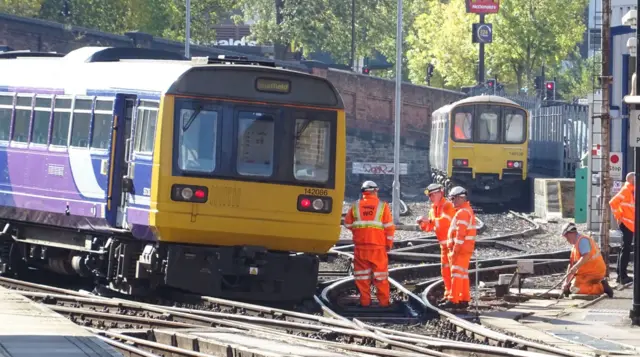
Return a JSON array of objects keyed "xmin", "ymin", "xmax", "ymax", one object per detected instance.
[
  {"xmin": 294, "ymin": 116, "xmax": 331, "ymax": 183},
  {"xmin": 12, "ymin": 96, "xmax": 33, "ymax": 143},
  {"xmin": 92, "ymin": 99, "xmax": 113, "ymax": 150},
  {"xmin": 0, "ymin": 94, "xmax": 13, "ymax": 141},
  {"xmin": 134, "ymin": 101, "xmax": 159, "ymax": 154},
  {"xmin": 32, "ymin": 97, "xmax": 52, "ymax": 145},
  {"xmin": 70, "ymin": 99, "xmax": 93, "ymax": 148},
  {"xmin": 453, "ymin": 112, "xmax": 472, "ymax": 141},
  {"xmin": 178, "ymin": 107, "xmax": 218, "ymax": 172},
  {"xmin": 505, "ymin": 110, "xmax": 526, "ymax": 143},
  {"xmin": 236, "ymin": 111, "xmax": 275, "ymax": 177},
  {"xmin": 52, "ymin": 97, "xmax": 72, "ymax": 146}
]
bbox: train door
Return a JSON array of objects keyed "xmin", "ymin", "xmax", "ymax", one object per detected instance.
[{"xmin": 106, "ymin": 95, "xmax": 136, "ymax": 228}]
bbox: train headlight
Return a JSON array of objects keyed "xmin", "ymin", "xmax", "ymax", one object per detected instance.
[
  {"xmin": 181, "ymin": 187, "xmax": 193, "ymax": 200},
  {"xmin": 312, "ymin": 198, "xmax": 324, "ymax": 210},
  {"xmin": 297, "ymin": 195, "xmax": 332, "ymax": 214},
  {"xmin": 171, "ymin": 184, "xmax": 208, "ymax": 203},
  {"xmin": 507, "ymin": 160, "xmax": 523, "ymax": 169}
]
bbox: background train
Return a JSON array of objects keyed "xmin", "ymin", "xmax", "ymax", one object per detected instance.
[
  {"xmin": 0, "ymin": 47, "xmax": 346, "ymax": 302},
  {"xmin": 429, "ymin": 95, "xmax": 529, "ymax": 205}
]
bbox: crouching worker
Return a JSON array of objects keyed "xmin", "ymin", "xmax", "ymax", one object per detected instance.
[
  {"xmin": 343, "ymin": 181, "xmax": 395, "ymax": 307},
  {"xmin": 416, "ymin": 183, "xmax": 456, "ymax": 304},
  {"xmin": 561, "ymin": 223, "xmax": 614, "ymax": 298}
]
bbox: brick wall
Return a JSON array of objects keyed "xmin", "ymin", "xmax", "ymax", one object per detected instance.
[
  {"xmin": 312, "ymin": 69, "xmax": 465, "ymax": 198},
  {"xmin": 0, "ymin": 12, "xmax": 466, "ymax": 199}
]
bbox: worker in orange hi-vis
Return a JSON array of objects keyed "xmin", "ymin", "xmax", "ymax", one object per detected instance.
[
  {"xmin": 560, "ymin": 223, "xmax": 614, "ymax": 297},
  {"xmin": 343, "ymin": 181, "xmax": 396, "ymax": 307},
  {"xmin": 416, "ymin": 183, "xmax": 456, "ymax": 304},
  {"xmin": 441, "ymin": 186, "xmax": 476, "ymax": 310},
  {"xmin": 608, "ymin": 172, "xmax": 635, "ymax": 285}
]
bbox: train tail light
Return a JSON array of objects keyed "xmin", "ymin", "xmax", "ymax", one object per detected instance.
[
  {"xmin": 507, "ymin": 160, "xmax": 523, "ymax": 169},
  {"xmin": 171, "ymin": 184, "xmax": 208, "ymax": 203},
  {"xmin": 453, "ymin": 159, "xmax": 469, "ymax": 167},
  {"xmin": 298, "ymin": 195, "xmax": 332, "ymax": 213}
]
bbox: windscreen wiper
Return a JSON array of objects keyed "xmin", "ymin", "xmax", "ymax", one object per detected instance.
[{"xmin": 183, "ymin": 105, "xmax": 203, "ymax": 131}]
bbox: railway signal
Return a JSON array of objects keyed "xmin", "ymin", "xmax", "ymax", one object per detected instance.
[
  {"xmin": 544, "ymin": 81, "xmax": 555, "ymax": 100},
  {"xmin": 362, "ymin": 66, "xmax": 370, "ymax": 75},
  {"xmin": 486, "ymin": 79, "xmax": 496, "ymax": 94}
]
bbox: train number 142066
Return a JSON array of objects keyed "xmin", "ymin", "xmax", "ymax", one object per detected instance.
[{"xmin": 304, "ymin": 188, "xmax": 329, "ymax": 196}]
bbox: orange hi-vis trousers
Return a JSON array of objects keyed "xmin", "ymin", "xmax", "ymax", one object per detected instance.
[
  {"xmin": 449, "ymin": 251, "xmax": 472, "ymax": 303},
  {"xmin": 571, "ymin": 274, "xmax": 605, "ymax": 295},
  {"xmin": 353, "ymin": 246, "xmax": 390, "ymax": 307},
  {"xmin": 440, "ymin": 244, "xmax": 451, "ymax": 299}
]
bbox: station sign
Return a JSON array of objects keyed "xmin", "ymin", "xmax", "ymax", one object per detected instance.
[
  {"xmin": 466, "ymin": 0, "xmax": 500, "ymax": 14},
  {"xmin": 472, "ymin": 23, "xmax": 493, "ymax": 44},
  {"xmin": 609, "ymin": 152, "xmax": 623, "ymax": 181},
  {"xmin": 630, "ymin": 109, "xmax": 640, "ymax": 147}
]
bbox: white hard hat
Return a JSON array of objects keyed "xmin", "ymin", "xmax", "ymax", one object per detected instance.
[
  {"xmin": 425, "ymin": 183, "xmax": 444, "ymax": 195},
  {"xmin": 448, "ymin": 186, "xmax": 467, "ymax": 198},
  {"xmin": 361, "ymin": 181, "xmax": 379, "ymax": 191},
  {"xmin": 561, "ymin": 222, "xmax": 577, "ymax": 236}
]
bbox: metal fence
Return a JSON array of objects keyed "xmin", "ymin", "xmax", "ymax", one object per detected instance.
[{"xmin": 467, "ymin": 88, "xmax": 589, "ymax": 179}]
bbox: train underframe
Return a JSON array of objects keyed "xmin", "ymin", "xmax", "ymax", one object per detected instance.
[
  {"xmin": 0, "ymin": 220, "xmax": 319, "ymax": 302},
  {"xmin": 431, "ymin": 170, "xmax": 529, "ymax": 206}
]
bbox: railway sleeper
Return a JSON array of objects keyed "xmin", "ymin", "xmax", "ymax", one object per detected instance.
[{"xmin": 0, "ymin": 220, "xmax": 320, "ymax": 302}]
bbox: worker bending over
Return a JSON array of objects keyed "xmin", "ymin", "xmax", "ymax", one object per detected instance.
[
  {"xmin": 416, "ymin": 183, "xmax": 456, "ymax": 304},
  {"xmin": 609, "ymin": 172, "xmax": 635, "ymax": 284},
  {"xmin": 442, "ymin": 186, "xmax": 476, "ymax": 309},
  {"xmin": 561, "ymin": 223, "xmax": 614, "ymax": 298},
  {"xmin": 343, "ymin": 181, "xmax": 396, "ymax": 307}
]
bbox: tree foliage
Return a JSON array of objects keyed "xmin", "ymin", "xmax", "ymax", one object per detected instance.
[
  {"xmin": 2, "ymin": 0, "xmax": 234, "ymax": 44},
  {"xmin": 407, "ymin": 0, "xmax": 477, "ymax": 88},
  {"xmin": 234, "ymin": 0, "xmax": 419, "ymax": 65}
]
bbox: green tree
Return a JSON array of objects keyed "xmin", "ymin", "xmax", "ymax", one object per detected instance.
[
  {"xmin": 547, "ymin": 50, "xmax": 600, "ymax": 101},
  {"xmin": 407, "ymin": 0, "xmax": 477, "ymax": 88},
  {"xmin": 487, "ymin": 0, "xmax": 589, "ymax": 89},
  {"xmin": 234, "ymin": 0, "xmax": 418, "ymax": 66},
  {"xmin": 0, "ymin": 0, "xmax": 45, "ymax": 17}
]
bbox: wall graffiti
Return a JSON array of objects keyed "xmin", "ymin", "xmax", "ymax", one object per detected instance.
[{"xmin": 352, "ymin": 162, "xmax": 408, "ymax": 175}]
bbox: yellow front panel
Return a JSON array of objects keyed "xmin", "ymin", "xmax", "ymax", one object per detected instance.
[
  {"xmin": 448, "ymin": 142, "xmax": 528, "ymax": 179},
  {"xmin": 149, "ymin": 96, "xmax": 346, "ymax": 254}
]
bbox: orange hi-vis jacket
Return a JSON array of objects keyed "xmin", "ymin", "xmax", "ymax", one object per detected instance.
[
  {"xmin": 344, "ymin": 194, "xmax": 395, "ymax": 249},
  {"xmin": 570, "ymin": 235, "xmax": 606, "ymax": 277},
  {"xmin": 447, "ymin": 201, "xmax": 477, "ymax": 253},
  {"xmin": 609, "ymin": 182, "xmax": 635, "ymax": 232},
  {"xmin": 420, "ymin": 200, "xmax": 456, "ymax": 244}
]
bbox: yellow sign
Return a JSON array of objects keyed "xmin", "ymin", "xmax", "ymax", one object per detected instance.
[{"xmin": 256, "ymin": 78, "xmax": 290, "ymax": 93}]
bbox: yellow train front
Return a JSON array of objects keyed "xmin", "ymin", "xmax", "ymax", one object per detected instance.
[
  {"xmin": 0, "ymin": 48, "xmax": 345, "ymax": 303},
  {"xmin": 429, "ymin": 95, "xmax": 528, "ymax": 204}
]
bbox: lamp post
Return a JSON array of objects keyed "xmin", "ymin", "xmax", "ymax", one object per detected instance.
[
  {"xmin": 392, "ymin": 0, "xmax": 403, "ymax": 223},
  {"xmin": 185, "ymin": 0, "xmax": 191, "ymax": 58}
]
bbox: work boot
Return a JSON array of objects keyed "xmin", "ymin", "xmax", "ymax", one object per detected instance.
[
  {"xmin": 437, "ymin": 297, "xmax": 448, "ymax": 304},
  {"xmin": 601, "ymin": 279, "xmax": 614, "ymax": 298},
  {"xmin": 620, "ymin": 276, "xmax": 633, "ymax": 285},
  {"xmin": 438, "ymin": 301, "xmax": 458, "ymax": 309},
  {"xmin": 458, "ymin": 301, "xmax": 469, "ymax": 309},
  {"xmin": 563, "ymin": 286, "xmax": 571, "ymax": 297}
]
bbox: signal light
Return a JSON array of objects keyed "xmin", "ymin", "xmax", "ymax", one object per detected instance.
[
  {"xmin": 544, "ymin": 80, "xmax": 556, "ymax": 100},
  {"xmin": 362, "ymin": 66, "xmax": 370, "ymax": 75},
  {"xmin": 297, "ymin": 195, "xmax": 332, "ymax": 214},
  {"xmin": 171, "ymin": 184, "xmax": 208, "ymax": 203},
  {"xmin": 454, "ymin": 159, "xmax": 468, "ymax": 167}
]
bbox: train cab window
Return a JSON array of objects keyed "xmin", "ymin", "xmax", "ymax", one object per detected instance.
[
  {"xmin": 70, "ymin": 99, "xmax": 93, "ymax": 148},
  {"xmin": 236, "ymin": 111, "xmax": 275, "ymax": 177},
  {"xmin": 32, "ymin": 97, "xmax": 52, "ymax": 145},
  {"xmin": 0, "ymin": 94, "xmax": 12, "ymax": 141},
  {"xmin": 504, "ymin": 109, "xmax": 526, "ymax": 143},
  {"xmin": 477, "ymin": 108, "xmax": 500, "ymax": 143},
  {"xmin": 12, "ymin": 96, "xmax": 32, "ymax": 143},
  {"xmin": 178, "ymin": 107, "xmax": 218, "ymax": 172},
  {"xmin": 134, "ymin": 101, "xmax": 158, "ymax": 154},
  {"xmin": 453, "ymin": 112, "xmax": 472, "ymax": 141},
  {"xmin": 294, "ymin": 116, "xmax": 331, "ymax": 183},
  {"xmin": 51, "ymin": 98, "xmax": 72, "ymax": 146}
]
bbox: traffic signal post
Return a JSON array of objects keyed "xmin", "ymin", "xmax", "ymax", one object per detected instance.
[{"xmin": 623, "ymin": 3, "xmax": 640, "ymax": 326}]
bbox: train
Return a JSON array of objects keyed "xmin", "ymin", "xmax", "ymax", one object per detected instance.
[
  {"xmin": 0, "ymin": 46, "xmax": 346, "ymax": 302},
  {"xmin": 429, "ymin": 95, "xmax": 529, "ymax": 204}
]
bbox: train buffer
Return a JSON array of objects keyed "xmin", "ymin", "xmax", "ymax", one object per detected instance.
[{"xmin": 0, "ymin": 286, "xmax": 123, "ymax": 357}]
